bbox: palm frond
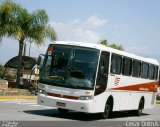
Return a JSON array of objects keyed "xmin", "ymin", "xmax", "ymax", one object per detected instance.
[
  {"xmin": 32, "ymin": 9, "xmax": 48, "ymax": 26},
  {"xmin": 0, "ymin": 0, "xmax": 57, "ymax": 45},
  {"xmin": 45, "ymin": 24, "xmax": 57, "ymax": 41}
]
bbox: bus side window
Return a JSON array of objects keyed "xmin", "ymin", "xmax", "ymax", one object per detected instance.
[
  {"xmin": 122, "ymin": 57, "xmax": 132, "ymax": 76},
  {"xmin": 154, "ymin": 66, "xmax": 158, "ymax": 80},
  {"xmin": 141, "ymin": 62, "xmax": 149, "ymax": 79},
  {"xmin": 111, "ymin": 54, "xmax": 122, "ymax": 75},
  {"xmin": 148, "ymin": 64, "xmax": 155, "ymax": 80},
  {"xmin": 132, "ymin": 60, "xmax": 141, "ymax": 77}
]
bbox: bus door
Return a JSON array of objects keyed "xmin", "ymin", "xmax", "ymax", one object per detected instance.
[
  {"xmin": 95, "ymin": 51, "xmax": 110, "ymax": 95},
  {"xmin": 93, "ymin": 52, "xmax": 110, "ymax": 112}
]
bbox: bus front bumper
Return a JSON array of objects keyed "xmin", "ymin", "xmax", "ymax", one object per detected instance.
[{"xmin": 37, "ymin": 93, "xmax": 94, "ymax": 113}]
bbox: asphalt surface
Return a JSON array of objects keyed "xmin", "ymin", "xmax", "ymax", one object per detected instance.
[{"xmin": 0, "ymin": 100, "xmax": 160, "ymax": 127}]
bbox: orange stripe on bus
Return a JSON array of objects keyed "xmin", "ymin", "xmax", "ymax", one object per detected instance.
[{"xmin": 110, "ymin": 81, "xmax": 158, "ymax": 92}]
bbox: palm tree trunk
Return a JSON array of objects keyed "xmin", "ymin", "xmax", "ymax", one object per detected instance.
[{"xmin": 16, "ymin": 39, "xmax": 24, "ymax": 88}]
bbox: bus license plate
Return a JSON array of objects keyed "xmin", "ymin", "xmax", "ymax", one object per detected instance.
[{"xmin": 56, "ymin": 102, "xmax": 65, "ymax": 107}]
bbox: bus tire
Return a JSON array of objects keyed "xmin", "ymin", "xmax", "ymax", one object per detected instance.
[
  {"xmin": 101, "ymin": 99, "xmax": 113, "ymax": 119},
  {"xmin": 135, "ymin": 99, "xmax": 144, "ymax": 116},
  {"xmin": 58, "ymin": 108, "xmax": 68, "ymax": 114}
]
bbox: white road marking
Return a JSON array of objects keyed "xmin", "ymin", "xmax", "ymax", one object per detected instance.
[
  {"xmin": 3, "ymin": 101, "xmax": 17, "ymax": 103},
  {"xmin": 18, "ymin": 102, "xmax": 37, "ymax": 105},
  {"xmin": 0, "ymin": 100, "xmax": 49, "ymax": 108},
  {"xmin": 30, "ymin": 104, "xmax": 42, "ymax": 107},
  {"xmin": 1, "ymin": 100, "xmax": 37, "ymax": 105},
  {"xmin": 18, "ymin": 100, "xmax": 37, "ymax": 105}
]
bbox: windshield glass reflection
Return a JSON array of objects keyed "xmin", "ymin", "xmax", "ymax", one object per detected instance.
[{"xmin": 40, "ymin": 45, "xmax": 99, "ymax": 90}]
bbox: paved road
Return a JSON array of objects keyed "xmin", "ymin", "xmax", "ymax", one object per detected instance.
[{"xmin": 0, "ymin": 100, "xmax": 160, "ymax": 127}]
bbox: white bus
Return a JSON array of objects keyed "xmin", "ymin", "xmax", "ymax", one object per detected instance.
[{"xmin": 38, "ymin": 41, "xmax": 159, "ymax": 119}]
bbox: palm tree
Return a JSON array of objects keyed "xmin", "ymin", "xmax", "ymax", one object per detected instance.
[
  {"xmin": 0, "ymin": 0, "xmax": 57, "ymax": 87},
  {"xmin": 99, "ymin": 39, "xmax": 124, "ymax": 51},
  {"xmin": 109, "ymin": 44, "xmax": 124, "ymax": 51},
  {"xmin": 100, "ymin": 39, "xmax": 108, "ymax": 46}
]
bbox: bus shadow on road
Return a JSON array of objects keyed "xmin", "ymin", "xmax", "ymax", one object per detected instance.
[
  {"xmin": 24, "ymin": 109, "xmax": 102, "ymax": 121},
  {"xmin": 111, "ymin": 111, "xmax": 149, "ymax": 119},
  {"xmin": 24, "ymin": 109, "xmax": 150, "ymax": 121}
]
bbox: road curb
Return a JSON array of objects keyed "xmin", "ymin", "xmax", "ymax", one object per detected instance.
[{"xmin": 0, "ymin": 96, "xmax": 37, "ymax": 100}]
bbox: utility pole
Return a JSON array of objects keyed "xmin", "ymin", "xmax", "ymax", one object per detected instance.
[
  {"xmin": 29, "ymin": 40, "xmax": 33, "ymax": 56},
  {"xmin": 29, "ymin": 42, "xmax": 31, "ymax": 56},
  {"xmin": 23, "ymin": 43, "xmax": 26, "ymax": 56}
]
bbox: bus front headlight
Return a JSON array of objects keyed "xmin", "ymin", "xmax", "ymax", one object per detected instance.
[
  {"xmin": 38, "ymin": 89, "xmax": 46, "ymax": 95},
  {"xmin": 78, "ymin": 96, "xmax": 93, "ymax": 100}
]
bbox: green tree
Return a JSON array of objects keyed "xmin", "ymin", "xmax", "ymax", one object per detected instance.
[
  {"xmin": 99, "ymin": 39, "xmax": 124, "ymax": 51},
  {"xmin": 0, "ymin": 0, "xmax": 57, "ymax": 87},
  {"xmin": 109, "ymin": 44, "xmax": 124, "ymax": 51},
  {"xmin": 100, "ymin": 39, "xmax": 108, "ymax": 46}
]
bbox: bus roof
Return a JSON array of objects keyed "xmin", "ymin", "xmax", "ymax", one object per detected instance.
[{"xmin": 51, "ymin": 41, "xmax": 159, "ymax": 66}]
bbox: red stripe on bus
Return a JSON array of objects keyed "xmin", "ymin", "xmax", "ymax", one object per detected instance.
[
  {"xmin": 47, "ymin": 92, "xmax": 79, "ymax": 100},
  {"xmin": 110, "ymin": 81, "xmax": 158, "ymax": 92}
]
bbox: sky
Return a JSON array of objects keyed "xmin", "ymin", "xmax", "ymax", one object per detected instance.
[{"xmin": 0, "ymin": 0, "xmax": 160, "ymax": 64}]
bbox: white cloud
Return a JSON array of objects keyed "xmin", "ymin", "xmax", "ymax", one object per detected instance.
[
  {"xmin": 50, "ymin": 16, "xmax": 107, "ymax": 43},
  {"xmin": 84, "ymin": 16, "xmax": 107, "ymax": 29}
]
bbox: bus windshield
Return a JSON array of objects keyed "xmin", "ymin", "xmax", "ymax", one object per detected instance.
[{"xmin": 39, "ymin": 45, "xmax": 99, "ymax": 90}]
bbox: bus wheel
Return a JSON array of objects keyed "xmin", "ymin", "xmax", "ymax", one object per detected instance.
[
  {"xmin": 136, "ymin": 99, "xmax": 144, "ymax": 116},
  {"xmin": 101, "ymin": 101, "xmax": 112, "ymax": 119},
  {"xmin": 58, "ymin": 108, "xmax": 68, "ymax": 114}
]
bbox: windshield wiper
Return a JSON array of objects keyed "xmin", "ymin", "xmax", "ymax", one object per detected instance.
[{"xmin": 49, "ymin": 75, "xmax": 64, "ymax": 80}]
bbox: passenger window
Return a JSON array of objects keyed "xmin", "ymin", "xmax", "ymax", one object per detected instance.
[
  {"xmin": 141, "ymin": 63, "xmax": 149, "ymax": 79},
  {"xmin": 122, "ymin": 57, "xmax": 132, "ymax": 76},
  {"xmin": 149, "ymin": 64, "xmax": 154, "ymax": 80},
  {"xmin": 132, "ymin": 60, "xmax": 141, "ymax": 77},
  {"xmin": 111, "ymin": 54, "xmax": 122, "ymax": 74},
  {"xmin": 154, "ymin": 66, "xmax": 158, "ymax": 80}
]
